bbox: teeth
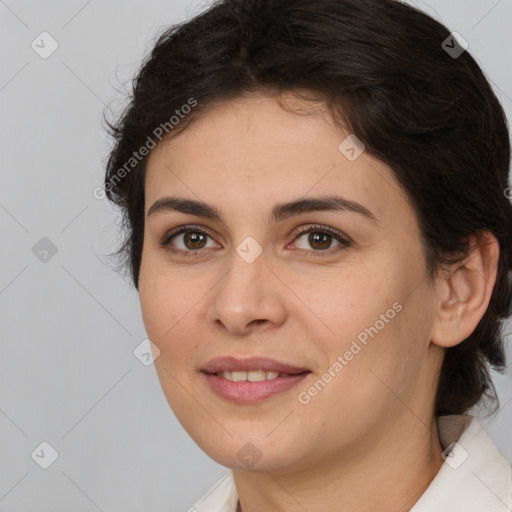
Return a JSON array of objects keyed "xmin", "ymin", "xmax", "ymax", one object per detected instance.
[{"xmin": 217, "ymin": 370, "xmax": 283, "ymax": 381}]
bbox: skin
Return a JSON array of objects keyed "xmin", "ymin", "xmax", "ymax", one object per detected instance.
[{"xmin": 138, "ymin": 92, "xmax": 500, "ymax": 512}]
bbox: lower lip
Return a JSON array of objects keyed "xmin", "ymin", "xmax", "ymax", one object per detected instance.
[{"xmin": 203, "ymin": 372, "xmax": 310, "ymax": 403}]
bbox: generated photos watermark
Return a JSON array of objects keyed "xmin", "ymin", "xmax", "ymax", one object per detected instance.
[
  {"xmin": 298, "ymin": 301, "xmax": 403, "ymax": 405},
  {"xmin": 93, "ymin": 97, "xmax": 198, "ymax": 200}
]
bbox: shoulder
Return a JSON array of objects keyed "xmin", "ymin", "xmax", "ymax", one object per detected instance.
[
  {"xmin": 411, "ymin": 414, "xmax": 512, "ymax": 511},
  {"xmin": 190, "ymin": 470, "xmax": 238, "ymax": 512}
]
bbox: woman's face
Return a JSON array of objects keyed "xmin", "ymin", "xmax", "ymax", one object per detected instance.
[{"xmin": 139, "ymin": 93, "xmax": 444, "ymax": 472}]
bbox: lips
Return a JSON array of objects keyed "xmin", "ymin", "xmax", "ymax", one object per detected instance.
[
  {"xmin": 202, "ymin": 356, "xmax": 310, "ymax": 375},
  {"xmin": 201, "ymin": 356, "xmax": 311, "ymax": 403}
]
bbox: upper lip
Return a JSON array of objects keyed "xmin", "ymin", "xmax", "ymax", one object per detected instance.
[{"xmin": 202, "ymin": 356, "xmax": 310, "ymax": 375}]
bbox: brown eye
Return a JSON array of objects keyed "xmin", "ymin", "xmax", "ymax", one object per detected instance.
[
  {"xmin": 161, "ymin": 226, "xmax": 218, "ymax": 255},
  {"xmin": 307, "ymin": 232, "xmax": 332, "ymax": 250},
  {"xmin": 292, "ymin": 225, "xmax": 351, "ymax": 253},
  {"xmin": 182, "ymin": 231, "xmax": 208, "ymax": 250}
]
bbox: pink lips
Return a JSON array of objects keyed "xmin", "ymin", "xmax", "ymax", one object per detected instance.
[{"xmin": 201, "ymin": 356, "xmax": 311, "ymax": 404}]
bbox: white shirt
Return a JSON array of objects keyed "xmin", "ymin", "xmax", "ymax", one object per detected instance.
[{"xmin": 191, "ymin": 414, "xmax": 512, "ymax": 512}]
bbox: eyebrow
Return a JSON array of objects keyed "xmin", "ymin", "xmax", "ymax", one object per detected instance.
[
  {"xmin": 147, "ymin": 195, "xmax": 379, "ymax": 225},
  {"xmin": 274, "ymin": 196, "xmax": 379, "ymax": 224}
]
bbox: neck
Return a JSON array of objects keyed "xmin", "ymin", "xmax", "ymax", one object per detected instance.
[{"xmin": 233, "ymin": 414, "xmax": 444, "ymax": 512}]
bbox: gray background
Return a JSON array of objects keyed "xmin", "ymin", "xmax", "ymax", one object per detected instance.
[{"xmin": 0, "ymin": 0, "xmax": 511, "ymax": 510}]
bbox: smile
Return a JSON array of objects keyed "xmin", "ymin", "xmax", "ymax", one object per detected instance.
[{"xmin": 216, "ymin": 370, "xmax": 289, "ymax": 381}]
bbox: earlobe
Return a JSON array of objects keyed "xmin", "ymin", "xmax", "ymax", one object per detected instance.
[{"xmin": 431, "ymin": 231, "xmax": 500, "ymax": 349}]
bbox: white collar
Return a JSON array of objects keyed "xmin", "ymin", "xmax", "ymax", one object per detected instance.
[{"xmin": 192, "ymin": 414, "xmax": 512, "ymax": 512}]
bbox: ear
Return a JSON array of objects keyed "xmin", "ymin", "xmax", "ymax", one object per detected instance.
[{"xmin": 431, "ymin": 231, "xmax": 500, "ymax": 348}]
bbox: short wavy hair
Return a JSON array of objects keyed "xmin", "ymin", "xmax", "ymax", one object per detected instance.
[{"xmin": 103, "ymin": 0, "xmax": 512, "ymax": 417}]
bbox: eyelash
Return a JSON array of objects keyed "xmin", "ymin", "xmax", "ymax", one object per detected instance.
[{"xmin": 159, "ymin": 224, "xmax": 351, "ymax": 257}]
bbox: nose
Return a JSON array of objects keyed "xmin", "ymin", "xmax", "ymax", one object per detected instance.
[{"xmin": 206, "ymin": 247, "xmax": 288, "ymax": 336}]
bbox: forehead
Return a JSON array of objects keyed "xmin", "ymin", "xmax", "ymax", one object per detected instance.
[{"xmin": 144, "ymin": 93, "xmax": 414, "ymax": 230}]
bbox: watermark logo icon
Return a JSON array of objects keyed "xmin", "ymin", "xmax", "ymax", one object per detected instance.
[
  {"xmin": 442, "ymin": 32, "xmax": 468, "ymax": 59},
  {"xmin": 31, "ymin": 32, "xmax": 59, "ymax": 59},
  {"xmin": 236, "ymin": 236, "xmax": 263, "ymax": 263},
  {"xmin": 338, "ymin": 134, "xmax": 365, "ymax": 161},
  {"xmin": 237, "ymin": 442, "xmax": 262, "ymax": 468},
  {"xmin": 134, "ymin": 338, "xmax": 161, "ymax": 366},
  {"xmin": 31, "ymin": 441, "xmax": 59, "ymax": 469},
  {"xmin": 442, "ymin": 441, "xmax": 469, "ymax": 469},
  {"xmin": 32, "ymin": 237, "xmax": 58, "ymax": 263}
]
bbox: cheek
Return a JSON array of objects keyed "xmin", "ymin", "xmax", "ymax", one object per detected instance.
[
  {"xmin": 309, "ymin": 262, "xmax": 429, "ymax": 403},
  {"xmin": 314, "ymin": 272, "xmax": 402, "ymax": 350},
  {"xmin": 138, "ymin": 257, "xmax": 205, "ymax": 377},
  {"xmin": 139, "ymin": 265, "xmax": 197, "ymax": 407},
  {"xmin": 139, "ymin": 275, "xmax": 166, "ymax": 339},
  {"xmin": 345, "ymin": 296, "xmax": 435, "ymax": 406},
  {"xmin": 138, "ymin": 255, "xmax": 183, "ymax": 344}
]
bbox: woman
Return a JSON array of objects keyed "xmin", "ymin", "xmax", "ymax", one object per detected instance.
[{"xmin": 103, "ymin": 0, "xmax": 512, "ymax": 510}]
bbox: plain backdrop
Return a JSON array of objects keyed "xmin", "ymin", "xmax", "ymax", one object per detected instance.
[{"xmin": 0, "ymin": 0, "xmax": 511, "ymax": 510}]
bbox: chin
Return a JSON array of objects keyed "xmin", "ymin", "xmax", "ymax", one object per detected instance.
[{"xmin": 190, "ymin": 430, "xmax": 309, "ymax": 473}]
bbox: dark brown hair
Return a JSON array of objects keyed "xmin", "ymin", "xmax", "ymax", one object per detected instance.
[{"xmin": 103, "ymin": 0, "xmax": 512, "ymax": 417}]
